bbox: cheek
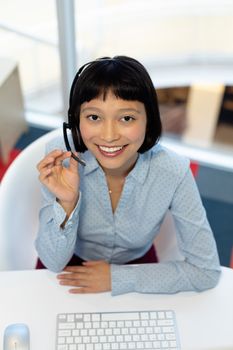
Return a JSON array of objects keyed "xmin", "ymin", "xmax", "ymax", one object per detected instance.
[
  {"xmin": 79, "ymin": 122, "xmax": 94, "ymax": 142},
  {"xmin": 126, "ymin": 125, "xmax": 146, "ymax": 143}
]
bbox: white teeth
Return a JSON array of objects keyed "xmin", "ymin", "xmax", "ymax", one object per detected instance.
[{"xmin": 99, "ymin": 145, "xmax": 123, "ymax": 153}]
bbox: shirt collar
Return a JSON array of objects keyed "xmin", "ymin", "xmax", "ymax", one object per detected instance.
[
  {"xmin": 82, "ymin": 151, "xmax": 100, "ymax": 175},
  {"xmin": 127, "ymin": 149, "xmax": 152, "ymax": 184},
  {"xmin": 82, "ymin": 146, "xmax": 158, "ymax": 184}
]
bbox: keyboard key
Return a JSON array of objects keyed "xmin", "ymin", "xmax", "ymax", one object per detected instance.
[
  {"xmin": 128, "ymin": 341, "xmax": 136, "ymax": 349},
  {"xmin": 158, "ymin": 319, "xmax": 174, "ymax": 326},
  {"xmin": 57, "ymin": 345, "xmax": 68, "ymax": 350},
  {"xmin": 150, "ymin": 312, "xmax": 158, "ymax": 319},
  {"xmin": 66, "ymin": 337, "xmax": 74, "ymax": 344},
  {"xmin": 102, "ymin": 312, "xmax": 140, "ymax": 321},
  {"xmin": 158, "ymin": 311, "xmax": 165, "ymax": 319},
  {"xmin": 67, "ymin": 315, "xmax": 74, "ymax": 322},
  {"xmin": 94, "ymin": 345, "xmax": 102, "ymax": 350},
  {"xmin": 80, "ymin": 330, "xmax": 88, "ymax": 336},
  {"xmin": 92, "ymin": 314, "xmax": 101, "ymax": 322},
  {"xmin": 59, "ymin": 330, "xmax": 71, "ymax": 337},
  {"xmin": 75, "ymin": 314, "xmax": 83, "ymax": 320},
  {"xmin": 97, "ymin": 329, "xmax": 104, "ymax": 336},
  {"xmin": 141, "ymin": 312, "xmax": 149, "ymax": 320},
  {"xmin": 74, "ymin": 337, "xmax": 82, "ymax": 343},
  {"xmin": 136, "ymin": 342, "xmax": 144, "ymax": 349},
  {"xmin": 69, "ymin": 345, "xmax": 76, "ymax": 350},
  {"xmin": 59, "ymin": 323, "xmax": 75, "ymax": 330},
  {"xmin": 58, "ymin": 337, "xmax": 65, "ymax": 344},
  {"xmin": 77, "ymin": 345, "xmax": 85, "ymax": 350},
  {"xmin": 109, "ymin": 321, "xmax": 117, "ymax": 328},
  {"xmin": 84, "ymin": 314, "xmax": 91, "ymax": 322}
]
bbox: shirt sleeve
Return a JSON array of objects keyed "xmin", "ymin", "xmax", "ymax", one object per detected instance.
[
  {"xmin": 111, "ymin": 167, "xmax": 221, "ymax": 296},
  {"xmin": 35, "ymin": 185, "xmax": 81, "ymax": 272}
]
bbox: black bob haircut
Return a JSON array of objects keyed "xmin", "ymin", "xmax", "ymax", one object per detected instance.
[{"xmin": 68, "ymin": 55, "xmax": 162, "ymax": 153}]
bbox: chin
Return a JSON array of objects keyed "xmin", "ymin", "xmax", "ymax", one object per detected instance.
[{"xmin": 98, "ymin": 159, "xmax": 123, "ymax": 169}]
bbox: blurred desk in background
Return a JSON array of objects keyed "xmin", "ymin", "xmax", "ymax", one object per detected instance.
[{"xmin": 0, "ymin": 57, "xmax": 27, "ymax": 164}]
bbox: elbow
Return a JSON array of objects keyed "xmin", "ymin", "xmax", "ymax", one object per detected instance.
[
  {"xmin": 37, "ymin": 256, "xmax": 64, "ymax": 273},
  {"xmin": 46, "ymin": 264, "xmax": 64, "ymax": 273},
  {"xmin": 35, "ymin": 249, "xmax": 64, "ymax": 273},
  {"xmin": 195, "ymin": 268, "xmax": 221, "ymax": 292},
  {"xmin": 211, "ymin": 268, "xmax": 221, "ymax": 288},
  {"xmin": 35, "ymin": 241, "xmax": 65, "ymax": 273}
]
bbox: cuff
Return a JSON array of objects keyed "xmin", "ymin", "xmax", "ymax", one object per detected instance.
[{"xmin": 53, "ymin": 192, "xmax": 82, "ymax": 228}]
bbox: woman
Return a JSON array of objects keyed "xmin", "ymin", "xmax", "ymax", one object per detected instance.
[{"xmin": 36, "ymin": 56, "xmax": 221, "ymax": 296}]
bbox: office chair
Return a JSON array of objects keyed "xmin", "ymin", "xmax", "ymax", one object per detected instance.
[
  {"xmin": 154, "ymin": 211, "xmax": 183, "ymax": 261},
  {"xmin": 0, "ymin": 128, "xmax": 62, "ymax": 271},
  {"xmin": 0, "ymin": 127, "xmax": 182, "ymax": 271}
]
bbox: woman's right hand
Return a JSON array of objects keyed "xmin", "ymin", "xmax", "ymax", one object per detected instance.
[{"xmin": 37, "ymin": 149, "xmax": 80, "ymax": 215}]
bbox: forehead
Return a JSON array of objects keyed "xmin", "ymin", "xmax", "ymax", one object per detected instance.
[{"xmin": 81, "ymin": 90, "xmax": 146, "ymax": 112}]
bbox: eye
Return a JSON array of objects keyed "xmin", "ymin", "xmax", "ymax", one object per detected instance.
[
  {"xmin": 121, "ymin": 115, "xmax": 135, "ymax": 122},
  {"xmin": 88, "ymin": 115, "xmax": 100, "ymax": 121}
]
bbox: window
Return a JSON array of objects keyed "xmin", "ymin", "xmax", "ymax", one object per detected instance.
[
  {"xmin": 1, "ymin": 0, "xmax": 233, "ymax": 127},
  {"xmin": 0, "ymin": 0, "xmax": 62, "ymax": 122},
  {"xmin": 75, "ymin": 0, "xmax": 233, "ymax": 86}
]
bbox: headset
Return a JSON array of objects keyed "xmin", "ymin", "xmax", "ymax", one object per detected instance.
[
  {"xmin": 63, "ymin": 58, "xmax": 113, "ymax": 167},
  {"xmin": 63, "ymin": 62, "xmax": 90, "ymax": 167}
]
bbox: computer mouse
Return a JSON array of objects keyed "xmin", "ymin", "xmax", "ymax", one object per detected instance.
[{"xmin": 3, "ymin": 323, "xmax": 30, "ymax": 350}]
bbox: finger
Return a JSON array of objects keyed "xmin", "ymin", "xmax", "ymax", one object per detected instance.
[
  {"xmin": 38, "ymin": 150, "xmax": 71, "ymax": 170},
  {"xmin": 59, "ymin": 277, "xmax": 89, "ymax": 287},
  {"xmin": 37, "ymin": 150, "xmax": 63, "ymax": 170},
  {"xmin": 68, "ymin": 152, "xmax": 80, "ymax": 173},
  {"xmin": 82, "ymin": 260, "xmax": 105, "ymax": 266},
  {"xmin": 54, "ymin": 151, "xmax": 72, "ymax": 166},
  {"xmin": 69, "ymin": 287, "xmax": 94, "ymax": 294},
  {"xmin": 62, "ymin": 266, "xmax": 88, "ymax": 273},
  {"xmin": 37, "ymin": 156, "xmax": 56, "ymax": 172},
  {"xmin": 57, "ymin": 271, "xmax": 89, "ymax": 281},
  {"xmin": 38, "ymin": 168, "xmax": 52, "ymax": 182}
]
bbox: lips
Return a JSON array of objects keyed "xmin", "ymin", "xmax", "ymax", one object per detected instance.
[{"xmin": 98, "ymin": 145, "xmax": 126, "ymax": 157}]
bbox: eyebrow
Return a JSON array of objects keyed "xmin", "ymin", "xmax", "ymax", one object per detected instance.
[{"xmin": 81, "ymin": 107, "xmax": 142, "ymax": 114}]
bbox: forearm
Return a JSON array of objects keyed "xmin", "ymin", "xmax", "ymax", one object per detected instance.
[
  {"xmin": 111, "ymin": 258, "xmax": 221, "ymax": 296},
  {"xmin": 35, "ymin": 198, "xmax": 80, "ymax": 272}
]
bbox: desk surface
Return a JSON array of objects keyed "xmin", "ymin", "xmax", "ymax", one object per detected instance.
[
  {"xmin": 161, "ymin": 136, "xmax": 233, "ymax": 173},
  {"xmin": 0, "ymin": 267, "xmax": 232, "ymax": 350}
]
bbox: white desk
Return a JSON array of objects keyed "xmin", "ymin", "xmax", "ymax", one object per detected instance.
[{"xmin": 0, "ymin": 267, "xmax": 232, "ymax": 350}]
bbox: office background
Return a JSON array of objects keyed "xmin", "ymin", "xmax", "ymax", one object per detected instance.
[{"xmin": 0, "ymin": 0, "xmax": 233, "ymax": 268}]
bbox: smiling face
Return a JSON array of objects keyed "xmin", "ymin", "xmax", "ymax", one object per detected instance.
[{"xmin": 79, "ymin": 90, "xmax": 147, "ymax": 176}]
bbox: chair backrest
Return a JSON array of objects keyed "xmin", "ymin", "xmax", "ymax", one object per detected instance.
[
  {"xmin": 154, "ymin": 211, "xmax": 184, "ymax": 262},
  {"xmin": 0, "ymin": 128, "xmax": 62, "ymax": 270}
]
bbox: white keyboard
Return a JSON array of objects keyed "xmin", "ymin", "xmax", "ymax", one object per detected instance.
[{"xmin": 56, "ymin": 310, "xmax": 180, "ymax": 350}]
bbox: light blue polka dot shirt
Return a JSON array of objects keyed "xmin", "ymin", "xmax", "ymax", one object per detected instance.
[{"xmin": 35, "ymin": 136, "xmax": 221, "ymax": 296}]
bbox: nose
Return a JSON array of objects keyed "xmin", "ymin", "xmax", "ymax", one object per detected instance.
[{"xmin": 100, "ymin": 120, "xmax": 120, "ymax": 143}]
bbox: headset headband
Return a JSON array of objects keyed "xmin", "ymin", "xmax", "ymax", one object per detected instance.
[{"xmin": 68, "ymin": 57, "xmax": 114, "ymax": 123}]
